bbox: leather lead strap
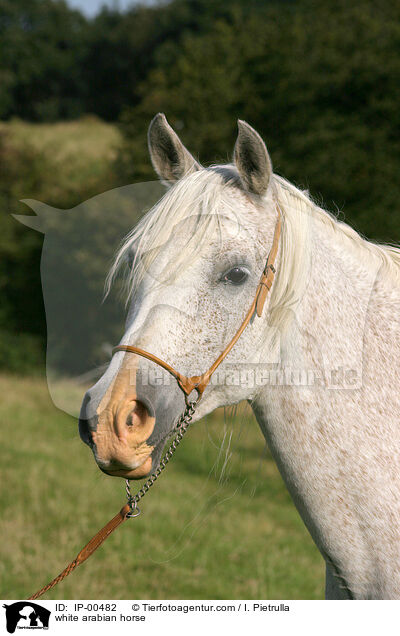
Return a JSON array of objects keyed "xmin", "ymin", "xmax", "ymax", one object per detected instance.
[{"xmin": 28, "ymin": 505, "xmax": 131, "ymax": 600}]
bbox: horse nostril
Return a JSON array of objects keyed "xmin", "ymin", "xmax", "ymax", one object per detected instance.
[
  {"xmin": 125, "ymin": 405, "xmax": 143, "ymax": 427},
  {"xmin": 131, "ymin": 400, "xmax": 147, "ymax": 422},
  {"xmin": 114, "ymin": 399, "xmax": 152, "ymax": 440},
  {"xmin": 125, "ymin": 402, "xmax": 144, "ymax": 428}
]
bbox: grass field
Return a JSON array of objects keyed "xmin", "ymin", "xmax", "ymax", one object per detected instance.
[
  {"xmin": 0, "ymin": 117, "xmax": 122, "ymax": 206},
  {"xmin": 0, "ymin": 374, "xmax": 324, "ymax": 600}
]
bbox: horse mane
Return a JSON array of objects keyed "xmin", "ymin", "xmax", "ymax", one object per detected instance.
[
  {"xmin": 106, "ymin": 167, "xmax": 400, "ymax": 337},
  {"xmin": 274, "ymin": 174, "xmax": 400, "ymax": 281}
]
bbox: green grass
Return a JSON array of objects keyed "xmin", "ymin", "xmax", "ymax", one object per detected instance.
[{"xmin": 0, "ymin": 374, "xmax": 324, "ymax": 600}]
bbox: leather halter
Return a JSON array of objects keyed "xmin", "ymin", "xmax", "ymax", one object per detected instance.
[{"xmin": 113, "ymin": 204, "xmax": 282, "ymax": 401}]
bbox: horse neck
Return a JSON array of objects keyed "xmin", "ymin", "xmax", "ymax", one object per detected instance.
[
  {"xmin": 250, "ymin": 214, "xmax": 388, "ymax": 595},
  {"xmin": 273, "ymin": 210, "xmax": 383, "ymax": 387}
]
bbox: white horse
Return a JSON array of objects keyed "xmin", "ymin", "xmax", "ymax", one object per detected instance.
[{"xmin": 79, "ymin": 114, "xmax": 400, "ymax": 599}]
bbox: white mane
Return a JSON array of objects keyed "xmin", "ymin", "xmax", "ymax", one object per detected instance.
[
  {"xmin": 274, "ymin": 174, "xmax": 400, "ymax": 281},
  {"xmin": 106, "ymin": 168, "xmax": 400, "ymax": 337}
]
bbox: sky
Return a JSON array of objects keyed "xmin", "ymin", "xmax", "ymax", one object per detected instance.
[{"xmin": 66, "ymin": 0, "xmax": 140, "ymax": 17}]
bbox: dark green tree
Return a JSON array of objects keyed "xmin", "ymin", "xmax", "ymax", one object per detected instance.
[
  {"xmin": 0, "ymin": 0, "xmax": 88, "ymax": 120},
  {"xmin": 118, "ymin": 0, "xmax": 400, "ymax": 243}
]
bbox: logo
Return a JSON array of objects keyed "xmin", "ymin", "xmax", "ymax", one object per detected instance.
[{"xmin": 3, "ymin": 602, "xmax": 50, "ymax": 633}]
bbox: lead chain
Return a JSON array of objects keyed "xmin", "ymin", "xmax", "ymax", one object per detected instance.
[{"xmin": 125, "ymin": 400, "xmax": 197, "ymax": 518}]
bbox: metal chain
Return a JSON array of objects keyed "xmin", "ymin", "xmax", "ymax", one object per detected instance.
[
  {"xmin": 26, "ymin": 399, "xmax": 198, "ymax": 600},
  {"xmin": 125, "ymin": 399, "xmax": 198, "ymax": 518}
]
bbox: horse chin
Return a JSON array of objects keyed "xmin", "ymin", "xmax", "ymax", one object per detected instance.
[
  {"xmin": 102, "ymin": 455, "xmax": 153, "ymax": 480},
  {"xmin": 97, "ymin": 425, "xmax": 174, "ymax": 480}
]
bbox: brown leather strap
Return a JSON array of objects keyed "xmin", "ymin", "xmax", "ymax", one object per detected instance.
[
  {"xmin": 256, "ymin": 208, "xmax": 282, "ymax": 316},
  {"xmin": 113, "ymin": 203, "xmax": 282, "ymax": 398},
  {"xmin": 28, "ymin": 504, "xmax": 131, "ymax": 600}
]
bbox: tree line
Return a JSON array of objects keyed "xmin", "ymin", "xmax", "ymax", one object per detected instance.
[
  {"xmin": 1, "ymin": 0, "xmax": 399, "ymax": 372},
  {"xmin": 1, "ymin": 0, "xmax": 236, "ymax": 121},
  {"xmin": 3, "ymin": 0, "xmax": 398, "ymax": 239}
]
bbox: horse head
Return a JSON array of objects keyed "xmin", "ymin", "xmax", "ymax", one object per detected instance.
[{"xmin": 79, "ymin": 114, "xmax": 282, "ymax": 479}]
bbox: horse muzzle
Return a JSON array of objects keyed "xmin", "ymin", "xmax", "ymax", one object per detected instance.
[{"xmin": 80, "ymin": 385, "xmax": 156, "ymax": 480}]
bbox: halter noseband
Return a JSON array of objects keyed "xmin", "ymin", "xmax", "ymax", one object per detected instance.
[{"xmin": 113, "ymin": 204, "xmax": 282, "ymax": 402}]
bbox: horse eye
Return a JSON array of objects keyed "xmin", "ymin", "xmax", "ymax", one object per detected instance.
[{"xmin": 222, "ymin": 266, "xmax": 249, "ymax": 285}]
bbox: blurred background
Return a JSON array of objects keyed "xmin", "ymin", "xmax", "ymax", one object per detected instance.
[{"xmin": 0, "ymin": 0, "xmax": 399, "ymax": 599}]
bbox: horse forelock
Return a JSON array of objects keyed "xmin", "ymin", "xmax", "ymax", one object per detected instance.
[{"xmin": 105, "ymin": 166, "xmax": 255, "ymax": 301}]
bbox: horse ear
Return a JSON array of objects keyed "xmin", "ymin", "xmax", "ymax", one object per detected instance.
[
  {"xmin": 148, "ymin": 113, "xmax": 200, "ymax": 185},
  {"xmin": 234, "ymin": 120, "xmax": 272, "ymax": 196}
]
